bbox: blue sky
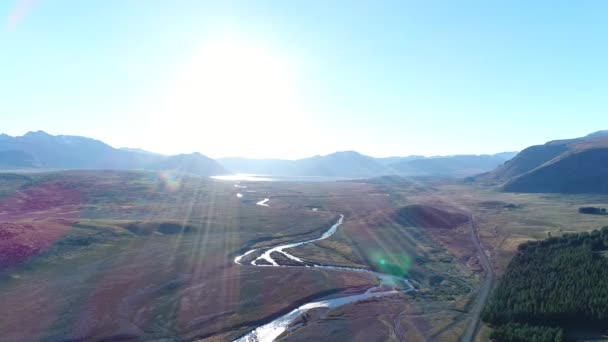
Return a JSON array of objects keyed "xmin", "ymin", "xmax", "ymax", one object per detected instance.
[{"xmin": 1, "ymin": 1, "xmax": 607, "ymax": 158}]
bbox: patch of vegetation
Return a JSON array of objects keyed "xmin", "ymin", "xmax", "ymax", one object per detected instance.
[{"xmin": 482, "ymin": 227, "xmax": 608, "ymax": 339}]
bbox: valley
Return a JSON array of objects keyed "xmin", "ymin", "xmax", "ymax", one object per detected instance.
[
  {"xmin": 1, "ymin": 165, "xmax": 607, "ymax": 341},
  {"xmin": 4, "ymin": 1, "xmax": 608, "ymax": 339}
]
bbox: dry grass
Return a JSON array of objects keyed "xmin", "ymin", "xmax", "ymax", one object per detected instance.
[
  {"xmin": 0, "ymin": 171, "xmax": 383, "ymax": 341},
  {"xmin": 4, "ymin": 171, "xmax": 604, "ymax": 341},
  {"xmin": 403, "ymin": 182, "xmax": 608, "ymax": 276}
]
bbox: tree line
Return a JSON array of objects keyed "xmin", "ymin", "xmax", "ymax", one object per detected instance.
[
  {"xmin": 482, "ymin": 227, "xmax": 608, "ymax": 341},
  {"xmin": 578, "ymin": 207, "xmax": 607, "ymax": 215}
]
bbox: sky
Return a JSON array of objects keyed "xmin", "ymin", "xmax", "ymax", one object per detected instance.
[{"xmin": 1, "ymin": 0, "xmax": 607, "ymax": 159}]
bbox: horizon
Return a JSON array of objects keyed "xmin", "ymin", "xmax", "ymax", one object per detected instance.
[
  {"xmin": 2, "ymin": 128, "xmax": 606, "ymax": 160},
  {"xmin": 2, "ymin": 1, "xmax": 608, "ymax": 159},
  {"xmin": 0, "ymin": 129, "xmax": 561, "ymax": 160}
]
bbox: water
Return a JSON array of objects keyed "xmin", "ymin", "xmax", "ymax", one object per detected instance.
[
  {"xmin": 236, "ymin": 289, "xmax": 399, "ymax": 342},
  {"xmin": 212, "ymin": 174, "xmax": 276, "ymax": 182},
  {"xmin": 232, "ymin": 214, "xmax": 414, "ymax": 342},
  {"xmin": 256, "ymin": 198, "xmax": 270, "ymax": 206},
  {"xmin": 251, "ymin": 215, "xmax": 343, "ymax": 266},
  {"xmin": 212, "ymin": 174, "xmax": 355, "ymax": 182},
  {"xmin": 234, "ymin": 249, "xmax": 257, "ymax": 265}
]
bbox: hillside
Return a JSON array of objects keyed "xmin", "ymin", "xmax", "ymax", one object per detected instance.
[
  {"xmin": 503, "ymin": 148, "xmax": 608, "ymax": 193},
  {"xmin": 297, "ymin": 151, "xmax": 388, "ymax": 177},
  {"xmin": 0, "ymin": 150, "xmax": 38, "ymax": 169},
  {"xmin": 216, "ymin": 157, "xmax": 297, "ymax": 175},
  {"xmin": 475, "ymin": 130, "xmax": 608, "ymax": 194},
  {"xmin": 219, "ymin": 151, "xmax": 389, "ymax": 177},
  {"xmin": 0, "ymin": 131, "xmax": 228, "ymax": 176},
  {"xmin": 147, "ymin": 152, "xmax": 228, "ymax": 176},
  {"xmin": 390, "ymin": 153, "xmax": 516, "ymax": 177}
]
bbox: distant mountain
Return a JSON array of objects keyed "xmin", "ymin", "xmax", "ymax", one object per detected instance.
[
  {"xmin": 217, "ymin": 157, "xmax": 296, "ymax": 175},
  {"xmin": 148, "ymin": 153, "xmax": 228, "ymax": 176},
  {"xmin": 585, "ymin": 130, "xmax": 608, "ymax": 139},
  {"xmin": 475, "ymin": 130, "xmax": 608, "ymax": 193},
  {"xmin": 0, "ymin": 150, "xmax": 38, "ymax": 169},
  {"xmin": 297, "ymin": 151, "xmax": 388, "ymax": 177},
  {"xmin": 0, "ymin": 131, "xmax": 519, "ymax": 179},
  {"xmin": 220, "ymin": 151, "xmax": 388, "ymax": 177},
  {"xmin": 493, "ymin": 151, "xmax": 520, "ymax": 160},
  {"xmin": 375, "ymin": 155, "xmax": 424, "ymax": 166},
  {"xmin": 389, "ymin": 153, "xmax": 517, "ymax": 177},
  {"xmin": 219, "ymin": 151, "xmax": 517, "ymax": 178},
  {"xmin": 119, "ymin": 147, "xmax": 163, "ymax": 156},
  {"xmin": 0, "ymin": 131, "xmax": 228, "ymax": 176}
]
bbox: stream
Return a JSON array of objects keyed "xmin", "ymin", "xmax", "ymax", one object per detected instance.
[
  {"xmin": 232, "ymin": 208, "xmax": 414, "ymax": 342},
  {"xmin": 256, "ymin": 198, "xmax": 270, "ymax": 207}
]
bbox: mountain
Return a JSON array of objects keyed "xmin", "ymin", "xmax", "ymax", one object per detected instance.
[
  {"xmin": 1, "ymin": 131, "xmax": 518, "ymax": 179},
  {"xmin": 220, "ymin": 151, "xmax": 517, "ymax": 178},
  {"xmin": 147, "ymin": 153, "xmax": 228, "ymax": 176},
  {"xmin": 375, "ymin": 155, "xmax": 424, "ymax": 166},
  {"xmin": 119, "ymin": 147, "xmax": 163, "ymax": 156},
  {"xmin": 0, "ymin": 131, "xmax": 149, "ymax": 169},
  {"xmin": 390, "ymin": 153, "xmax": 517, "ymax": 177},
  {"xmin": 297, "ymin": 151, "xmax": 388, "ymax": 177},
  {"xmin": 220, "ymin": 151, "xmax": 389, "ymax": 177},
  {"xmin": 216, "ymin": 157, "xmax": 296, "ymax": 175},
  {"xmin": 585, "ymin": 130, "xmax": 608, "ymax": 139},
  {"xmin": 0, "ymin": 131, "xmax": 228, "ymax": 176},
  {"xmin": 0, "ymin": 150, "xmax": 39, "ymax": 169},
  {"xmin": 503, "ymin": 148, "xmax": 608, "ymax": 193},
  {"xmin": 476, "ymin": 130, "xmax": 608, "ymax": 193}
]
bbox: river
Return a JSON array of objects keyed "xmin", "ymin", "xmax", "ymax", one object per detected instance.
[{"xmin": 232, "ymin": 209, "xmax": 414, "ymax": 342}]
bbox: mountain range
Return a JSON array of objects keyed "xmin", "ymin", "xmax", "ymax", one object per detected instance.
[
  {"xmin": 218, "ymin": 152, "xmax": 517, "ymax": 178},
  {"xmin": 474, "ymin": 130, "xmax": 608, "ymax": 193},
  {"xmin": 2, "ymin": 130, "xmax": 608, "ymax": 193},
  {"xmin": 0, "ymin": 131, "xmax": 517, "ymax": 178},
  {"xmin": 0, "ymin": 131, "xmax": 228, "ymax": 176}
]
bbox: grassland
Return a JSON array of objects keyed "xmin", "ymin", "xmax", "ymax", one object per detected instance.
[
  {"xmin": 0, "ymin": 171, "xmax": 379, "ymax": 341},
  {"xmin": 2, "ymin": 171, "xmax": 606, "ymax": 341},
  {"xmin": 274, "ymin": 178, "xmax": 608, "ymax": 341},
  {"xmin": 388, "ymin": 179, "xmax": 608, "ymax": 341}
]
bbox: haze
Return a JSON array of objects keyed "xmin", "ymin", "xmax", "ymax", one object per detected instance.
[{"xmin": 2, "ymin": 1, "xmax": 607, "ymax": 158}]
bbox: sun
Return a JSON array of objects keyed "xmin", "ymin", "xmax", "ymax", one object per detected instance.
[
  {"xmin": 144, "ymin": 34, "xmax": 319, "ymax": 158},
  {"xmin": 164, "ymin": 35, "xmax": 305, "ymax": 149}
]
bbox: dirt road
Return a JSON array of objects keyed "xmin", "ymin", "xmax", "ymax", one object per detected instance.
[{"xmin": 460, "ymin": 215, "xmax": 495, "ymax": 342}]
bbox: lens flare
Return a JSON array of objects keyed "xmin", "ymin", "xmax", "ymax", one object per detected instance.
[
  {"xmin": 158, "ymin": 171, "xmax": 181, "ymax": 192},
  {"xmin": 370, "ymin": 251, "xmax": 411, "ymax": 277}
]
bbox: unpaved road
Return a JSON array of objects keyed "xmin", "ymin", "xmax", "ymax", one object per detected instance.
[{"xmin": 460, "ymin": 215, "xmax": 495, "ymax": 342}]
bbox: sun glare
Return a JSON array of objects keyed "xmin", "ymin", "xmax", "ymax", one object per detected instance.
[{"xmin": 158, "ymin": 35, "xmax": 308, "ymax": 157}]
